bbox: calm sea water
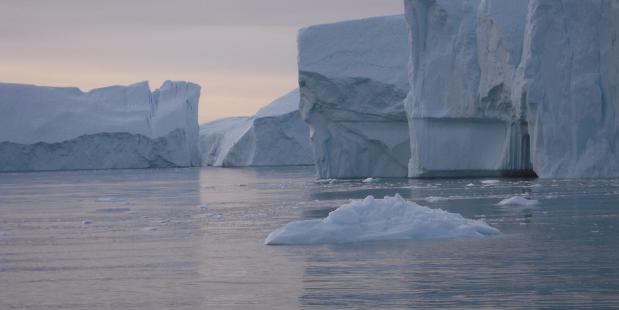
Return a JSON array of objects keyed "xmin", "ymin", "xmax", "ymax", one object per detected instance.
[{"xmin": 1, "ymin": 167, "xmax": 618, "ymax": 309}]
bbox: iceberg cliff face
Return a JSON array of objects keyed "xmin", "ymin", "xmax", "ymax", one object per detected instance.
[
  {"xmin": 513, "ymin": 0, "xmax": 619, "ymax": 178},
  {"xmin": 405, "ymin": 0, "xmax": 533, "ymax": 178},
  {"xmin": 298, "ymin": 16, "xmax": 411, "ymax": 179},
  {"xmin": 200, "ymin": 89, "xmax": 314, "ymax": 167},
  {"xmin": 0, "ymin": 81, "xmax": 201, "ymax": 171}
]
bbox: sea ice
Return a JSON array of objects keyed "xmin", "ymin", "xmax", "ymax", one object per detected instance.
[{"xmin": 265, "ymin": 194, "xmax": 499, "ymax": 245}]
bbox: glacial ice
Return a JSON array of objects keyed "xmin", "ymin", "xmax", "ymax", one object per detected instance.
[
  {"xmin": 298, "ymin": 16, "xmax": 411, "ymax": 179},
  {"xmin": 513, "ymin": 0, "xmax": 619, "ymax": 178},
  {"xmin": 404, "ymin": 0, "xmax": 619, "ymax": 179},
  {"xmin": 0, "ymin": 81, "xmax": 201, "ymax": 171},
  {"xmin": 200, "ymin": 89, "xmax": 314, "ymax": 167},
  {"xmin": 264, "ymin": 194, "xmax": 499, "ymax": 245},
  {"xmin": 405, "ymin": 0, "xmax": 532, "ymax": 178}
]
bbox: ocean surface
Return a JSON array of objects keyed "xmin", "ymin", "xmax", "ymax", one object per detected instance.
[{"xmin": 1, "ymin": 166, "xmax": 618, "ymax": 309}]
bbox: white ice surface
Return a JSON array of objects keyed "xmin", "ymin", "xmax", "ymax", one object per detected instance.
[
  {"xmin": 298, "ymin": 15, "xmax": 411, "ymax": 179},
  {"xmin": 0, "ymin": 81, "xmax": 201, "ymax": 171},
  {"xmin": 200, "ymin": 89, "xmax": 313, "ymax": 167},
  {"xmin": 512, "ymin": 0, "xmax": 619, "ymax": 178},
  {"xmin": 497, "ymin": 196, "xmax": 539, "ymax": 207},
  {"xmin": 404, "ymin": 0, "xmax": 531, "ymax": 178},
  {"xmin": 265, "ymin": 194, "xmax": 499, "ymax": 245}
]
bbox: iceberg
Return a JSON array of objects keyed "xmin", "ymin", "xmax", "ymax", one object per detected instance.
[
  {"xmin": 200, "ymin": 89, "xmax": 314, "ymax": 167},
  {"xmin": 265, "ymin": 194, "xmax": 499, "ymax": 245},
  {"xmin": 0, "ymin": 81, "xmax": 201, "ymax": 172},
  {"xmin": 513, "ymin": 0, "xmax": 619, "ymax": 178},
  {"xmin": 298, "ymin": 16, "xmax": 411, "ymax": 179},
  {"xmin": 405, "ymin": 0, "xmax": 533, "ymax": 178},
  {"xmin": 405, "ymin": 0, "xmax": 619, "ymax": 179}
]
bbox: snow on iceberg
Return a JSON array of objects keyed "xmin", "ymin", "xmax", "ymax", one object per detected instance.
[
  {"xmin": 497, "ymin": 196, "xmax": 539, "ymax": 207},
  {"xmin": 265, "ymin": 194, "xmax": 499, "ymax": 245},
  {"xmin": 0, "ymin": 81, "xmax": 201, "ymax": 171},
  {"xmin": 404, "ymin": 0, "xmax": 533, "ymax": 178},
  {"xmin": 512, "ymin": 0, "xmax": 619, "ymax": 178},
  {"xmin": 200, "ymin": 89, "xmax": 314, "ymax": 167},
  {"xmin": 298, "ymin": 16, "xmax": 411, "ymax": 179}
]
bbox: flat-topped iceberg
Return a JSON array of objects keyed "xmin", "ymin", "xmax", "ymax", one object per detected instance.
[
  {"xmin": 265, "ymin": 194, "xmax": 499, "ymax": 245},
  {"xmin": 298, "ymin": 15, "xmax": 410, "ymax": 179},
  {"xmin": 200, "ymin": 89, "xmax": 314, "ymax": 167},
  {"xmin": 0, "ymin": 81, "xmax": 201, "ymax": 171}
]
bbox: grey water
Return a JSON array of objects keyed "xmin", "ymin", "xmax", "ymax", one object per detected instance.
[{"xmin": 1, "ymin": 167, "xmax": 618, "ymax": 309}]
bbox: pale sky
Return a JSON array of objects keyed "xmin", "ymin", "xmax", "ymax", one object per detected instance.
[{"xmin": 0, "ymin": 0, "xmax": 403, "ymax": 123}]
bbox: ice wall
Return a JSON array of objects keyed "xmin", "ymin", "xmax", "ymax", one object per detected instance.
[
  {"xmin": 298, "ymin": 16, "xmax": 410, "ymax": 179},
  {"xmin": 200, "ymin": 89, "xmax": 314, "ymax": 167},
  {"xmin": 513, "ymin": 0, "xmax": 619, "ymax": 178},
  {"xmin": 405, "ymin": 0, "xmax": 533, "ymax": 178},
  {"xmin": 0, "ymin": 81, "xmax": 201, "ymax": 171}
]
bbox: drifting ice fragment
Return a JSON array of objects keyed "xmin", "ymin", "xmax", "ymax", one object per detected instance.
[
  {"xmin": 497, "ymin": 196, "xmax": 539, "ymax": 207},
  {"xmin": 265, "ymin": 194, "xmax": 499, "ymax": 245}
]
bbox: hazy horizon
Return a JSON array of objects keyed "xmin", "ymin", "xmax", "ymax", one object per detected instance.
[{"xmin": 0, "ymin": 0, "xmax": 403, "ymax": 123}]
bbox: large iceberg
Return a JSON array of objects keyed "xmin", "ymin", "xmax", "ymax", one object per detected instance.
[
  {"xmin": 405, "ymin": 0, "xmax": 619, "ymax": 179},
  {"xmin": 265, "ymin": 194, "xmax": 499, "ymax": 245},
  {"xmin": 0, "ymin": 81, "xmax": 201, "ymax": 171},
  {"xmin": 405, "ymin": 0, "xmax": 533, "ymax": 178},
  {"xmin": 298, "ymin": 16, "xmax": 411, "ymax": 179},
  {"xmin": 200, "ymin": 89, "xmax": 314, "ymax": 167},
  {"xmin": 513, "ymin": 0, "xmax": 619, "ymax": 178}
]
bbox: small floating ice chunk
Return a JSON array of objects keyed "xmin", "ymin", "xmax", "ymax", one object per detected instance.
[
  {"xmin": 466, "ymin": 183, "xmax": 475, "ymax": 187},
  {"xmin": 142, "ymin": 227, "xmax": 158, "ymax": 231},
  {"xmin": 95, "ymin": 197, "xmax": 125, "ymax": 203},
  {"xmin": 481, "ymin": 180, "xmax": 501, "ymax": 185},
  {"xmin": 95, "ymin": 207, "xmax": 131, "ymax": 213},
  {"xmin": 362, "ymin": 177, "xmax": 378, "ymax": 183},
  {"xmin": 82, "ymin": 220, "xmax": 93, "ymax": 225},
  {"xmin": 425, "ymin": 196, "xmax": 449, "ymax": 203},
  {"xmin": 497, "ymin": 196, "xmax": 540, "ymax": 207},
  {"xmin": 197, "ymin": 204, "xmax": 209, "ymax": 210},
  {"xmin": 265, "ymin": 194, "xmax": 499, "ymax": 245}
]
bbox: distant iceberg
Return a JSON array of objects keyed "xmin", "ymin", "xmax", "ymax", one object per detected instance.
[
  {"xmin": 0, "ymin": 81, "xmax": 201, "ymax": 172},
  {"xmin": 298, "ymin": 16, "xmax": 411, "ymax": 179},
  {"xmin": 265, "ymin": 194, "xmax": 499, "ymax": 245},
  {"xmin": 200, "ymin": 89, "xmax": 314, "ymax": 167}
]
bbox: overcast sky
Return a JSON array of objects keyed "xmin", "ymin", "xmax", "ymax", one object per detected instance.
[{"xmin": 0, "ymin": 0, "xmax": 403, "ymax": 123}]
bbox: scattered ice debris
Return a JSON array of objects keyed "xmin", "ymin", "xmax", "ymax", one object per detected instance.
[
  {"xmin": 481, "ymin": 180, "xmax": 501, "ymax": 185},
  {"xmin": 265, "ymin": 194, "xmax": 499, "ymax": 245},
  {"xmin": 197, "ymin": 204, "xmax": 209, "ymax": 210},
  {"xmin": 362, "ymin": 177, "xmax": 377, "ymax": 183},
  {"xmin": 466, "ymin": 183, "xmax": 475, "ymax": 187},
  {"xmin": 497, "ymin": 196, "xmax": 540, "ymax": 207},
  {"xmin": 95, "ymin": 197, "xmax": 125, "ymax": 203},
  {"xmin": 95, "ymin": 207, "xmax": 132, "ymax": 213},
  {"xmin": 425, "ymin": 196, "xmax": 449, "ymax": 203}
]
